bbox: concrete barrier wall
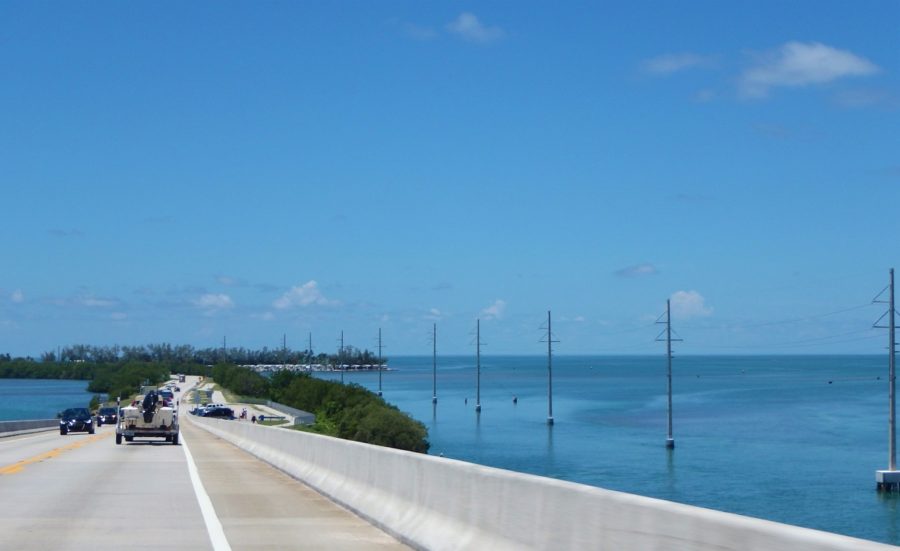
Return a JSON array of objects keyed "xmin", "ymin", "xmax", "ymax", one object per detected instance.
[
  {"xmin": 265, "ymin": 401, "xmax": 315, "ymax": 425},
  {"xmin": 0, "ymin": 419, "xmax": 57, "ymax": 434},
  {"xmin": 189, "ymin": 415, "xmax": 893, "ymax": 551}
]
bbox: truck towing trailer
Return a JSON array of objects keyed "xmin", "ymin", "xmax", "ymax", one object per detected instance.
[{"xmin": 116, "ymin": 388, "xmax": 179, "ymax": 445}]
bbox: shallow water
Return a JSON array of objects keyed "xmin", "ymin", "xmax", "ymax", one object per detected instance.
[{"xmin": 0, "ymin": 378, "xmax": 96, "ymax": 421}]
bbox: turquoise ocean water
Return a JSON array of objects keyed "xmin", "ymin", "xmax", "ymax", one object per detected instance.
[
  {"xmin": 0, "ymin": 378, "xmax": 96, "ymax": 421},
  {"xmin": 314, "ymin": 355, "xmax": 900, "ymax": 545}
]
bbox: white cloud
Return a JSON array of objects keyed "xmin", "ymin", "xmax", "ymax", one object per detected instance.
[
  {"xmin": 615, "ymin": 263, "xmax": 659, "ymax": 278},
  {"xmin": 273, "ymin": 280, "xmax": 334, "ymax": 309},
  {"xmin": 193, "ymin": 293, "xmax": 234, "ymax": 311},
  {"xmin": 739, "ymin": 42, "xmax": 879, "ymax": 98},
  {"xmin": 643, "ymin": 53, "xmax": 714, "ymax": 75},
  {"xmin": 79, "ymin": 296, "xmax": 116, "ymax": 308},
  {"xmin": 446, "ymin": 13, "xmax": 504, "ymax": 43},
  {"xmin": 424, "ymin": 308, "xmax": 443, "ymax": 321},
  {"xmin": 110, "ymin": 312, "xmax": 127, "ymax": 320},
  {"xmin": 10, "ymin": 290, "xmax": 24, "ymax": 303},
  {"xmin": 670, "ymin": 290, "xmax": 713, "ymax": 319},
  {"xmin": 480, "ymin": 299, "xmax": 506, "ymax": 320}
]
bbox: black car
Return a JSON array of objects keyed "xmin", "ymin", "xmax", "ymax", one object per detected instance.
[
  {"xmin": 96, "ymin": 406, "xmax": 118, "ymax": 426},
  {"xmin": 200, "ymin": 407, "xmax": 235, "ymax": 419},
  {"xmin": 59, "ymin": 407, "xmax": 95, "ymax": 435}
]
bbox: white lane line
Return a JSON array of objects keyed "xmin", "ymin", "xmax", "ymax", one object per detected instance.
[{"xmin": 181, "ymin": 433, "xmax": 233, "ymax": 551}]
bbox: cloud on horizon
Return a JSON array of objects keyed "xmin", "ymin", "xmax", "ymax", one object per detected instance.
[
  {"xmin": 10, "ymin": 290, "xmax": 24, "ymax": 303},
  {"xmin": 193, "ymin": 293, "xmax": 234, "ymax": 313},
  {"xmin": 79, "ymin": 296, "xmax": 117, "ymax": 308},
  {"xmin": 480, "ymin": 299, "xmax": 507, "ymax": 320},
  {"xmin": 670, "ymin": 290, "xmax": 713, "ymax": 319},
  {"xmin": 739, "ymin": 42, "xmax": 879, "ymax": 98},
  {"xmin": 446, "ymin": 13, "xmax": 504, "ymax": 43},
  {"xmin": 615, "ymin": 263, "xmax": 659, "ymax": 278},
  {"xmin": 273, "ymin": 280, "xmax": 335, "ymax": 309}
]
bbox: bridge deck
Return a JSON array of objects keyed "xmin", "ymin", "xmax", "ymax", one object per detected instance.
[{"xmin": 182, "ymin": 419, "xmax": 408, "ymax": 550}]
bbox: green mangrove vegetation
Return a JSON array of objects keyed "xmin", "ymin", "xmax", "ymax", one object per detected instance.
[{"xmin": 210, "ymin": 364, "xmax": 429, "ymax": 453}]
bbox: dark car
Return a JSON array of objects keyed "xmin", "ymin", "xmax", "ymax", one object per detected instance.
[
  {"xmin": 96, "ymin": 406, "xmax": 118, "ymax": 426},
  {"xmin": 200, "ymin": 407, "xmax": 235, "ymax": 419},
  {"xmin": 59, "ymin": 407, "xmax": 95, "ymax": 435}
]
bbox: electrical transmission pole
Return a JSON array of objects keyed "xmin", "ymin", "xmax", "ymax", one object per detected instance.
[
  {"xmin": 540, "ymin": 310, "xmax": 559, "ymax": 426},
  {"xmin": 377, "ymin": 328, "xmax": 383, "ymax": 396},
  {"xmin": 432, "ymin": 323, "xmax": 438, "ymax": 404},
  {"xmin": 657, "ymin": 299, "xmax": 682, "ymax": 449},
  {"xmin": 476, "ymin": 319, "xmax": 482, "ymax": 413},
  {"xmin": 875, "ymin": 268, "xmax": 899, "ymax": 490}
]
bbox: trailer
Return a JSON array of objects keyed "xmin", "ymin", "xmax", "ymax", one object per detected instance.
[{"xmin": 116, "ymin": 388, "xmax": 179, "ymax": 445}]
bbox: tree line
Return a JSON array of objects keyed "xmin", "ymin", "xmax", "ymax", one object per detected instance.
[{"xmin": 23, "ymin": 343, "xmax": 384, "ymax": 366}]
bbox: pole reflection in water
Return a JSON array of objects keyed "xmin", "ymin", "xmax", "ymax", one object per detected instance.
[{"xmin": 665, "ymin": 447, "xmax": 676, "ymax": 495}]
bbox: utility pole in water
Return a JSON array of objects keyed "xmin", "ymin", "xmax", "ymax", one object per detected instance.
[
  {"xmin": 377, "ymin": 328, "xmax": 383, "ymax": 396},
  {"xmin": 431, "ymin": 323, "xmax": 438, "ymax": 404},
  {"xmin": 657, "ymin": 299, "xmax": 682, "ymax": 449},
  {"xmin": 876, "ymin": 269, "xmax": 899, "ymax": 490},
  {"xmin": 475, "ymin": 319, "xmax": 482, "ymax": 413},
  {"xmin": 540, "ymin": 310, "xmax": 559, "ymax": 426}
]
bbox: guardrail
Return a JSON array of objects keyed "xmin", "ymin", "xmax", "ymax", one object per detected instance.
[
  {"xmin": 0, "ymin": 419, "xmax": 58, "ymax": 436},
  {"xmin": 189, "ymin": 415, "xmax": 893, "ymax": 551},
  {"xmin": 264, "ymin": 401, "xmax": 315, "ymax": 425}
]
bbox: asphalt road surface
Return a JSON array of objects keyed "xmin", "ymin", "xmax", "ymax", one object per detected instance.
[{"xmin": 0, "ymin": 388, "xmax": 408, "ymax": 551}]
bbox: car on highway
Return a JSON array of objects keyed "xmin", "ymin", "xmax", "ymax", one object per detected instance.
[
  {"xmin": 59, "ymin": 407, "xmax": 95, "ymax": 435},
  {"xmin": 158, "ymin": 389, "xmax": 175, "ymax": 406},
  {"xmin": 199, "ymin": 406, "xmax": 235, "ymax": 419},
  {"xmin": 96, "ymin": 406, "xmax": 118, "ymax": 426},
  {"xmin": 190, "ymin": 402, "xmax": 226, "ymax": 415}
]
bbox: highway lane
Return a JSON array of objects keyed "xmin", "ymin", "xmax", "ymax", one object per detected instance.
[
  {"xmin": 0, "ymin": 424, "xmax": 211, "ymax": 551},
  {"xmin": 0, "ymin": 381, "xmax": 409, "ymax": 550}
]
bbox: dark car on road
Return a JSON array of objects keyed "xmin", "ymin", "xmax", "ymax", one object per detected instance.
[
  {"xmin": 200, "ymin": 407, "xmax": 235, "ymax": 419},
  {"xmin": 60, "ymin": 407, "xmax": 95, "ymax": 435},
  {"xmin": 96, "ymin": 406, "xmax": 118, "ymax": 426}
]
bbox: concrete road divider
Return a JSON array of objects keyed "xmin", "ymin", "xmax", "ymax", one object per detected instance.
[
  {"xmin": 0, "ymin": 419, "xmax": 58, "ymax": 437},
  {"xmin": 189, "ymin": 415, "xmax": 893, "ymax": 550}
]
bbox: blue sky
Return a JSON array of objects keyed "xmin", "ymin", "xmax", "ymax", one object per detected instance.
[{"xmin": 1, "ymin": 2, "xmax": 898, "ymax": 358}]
